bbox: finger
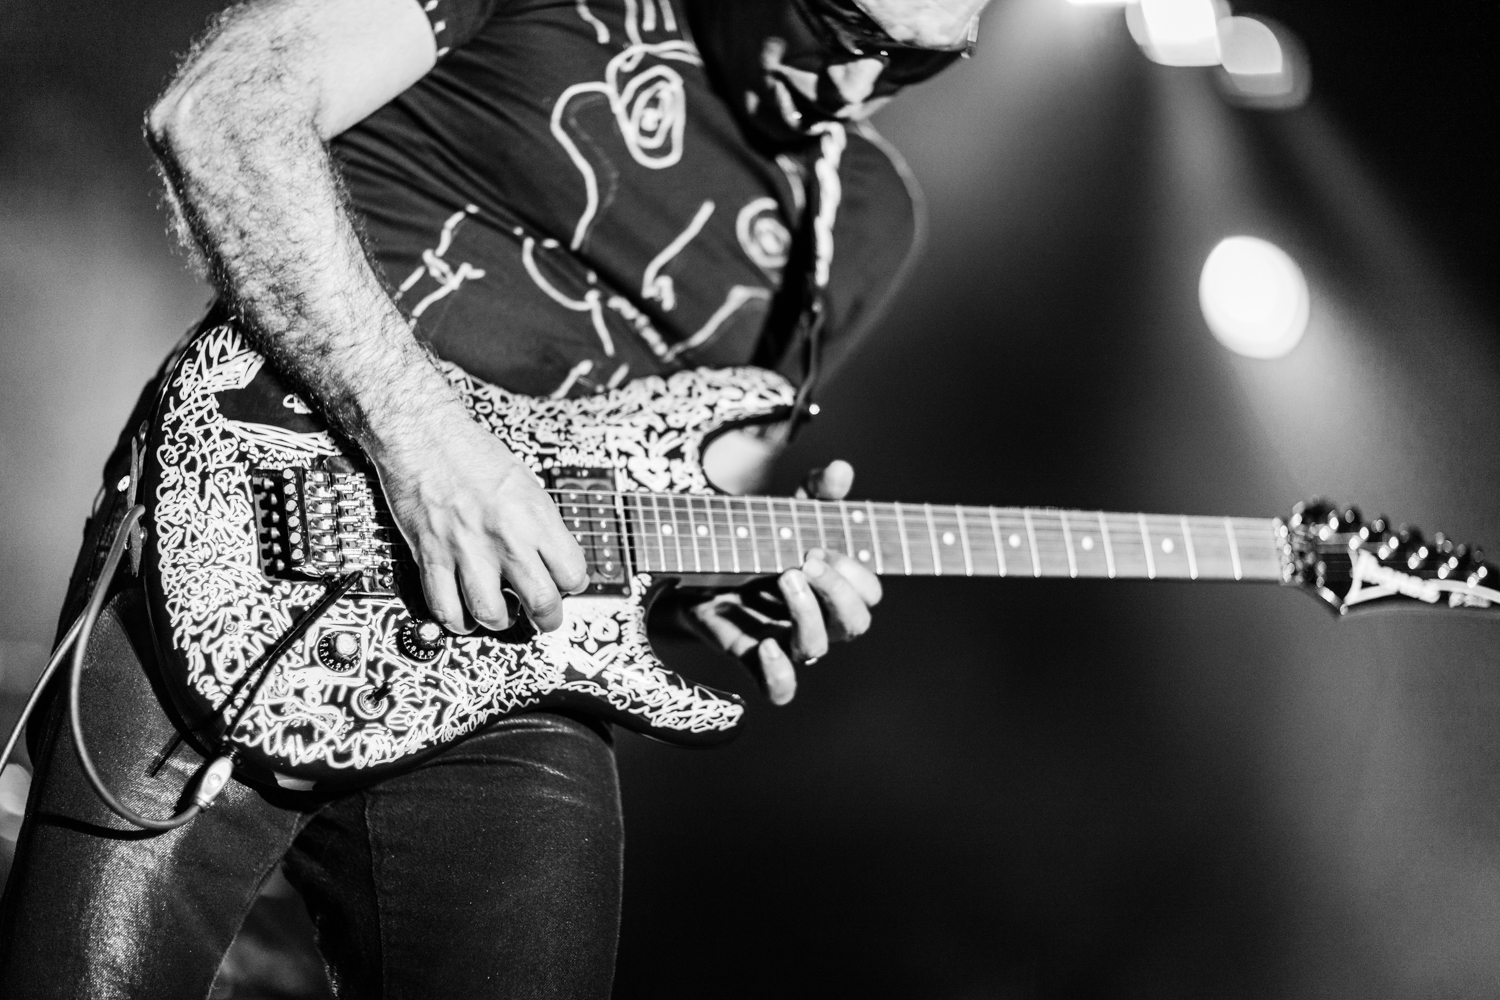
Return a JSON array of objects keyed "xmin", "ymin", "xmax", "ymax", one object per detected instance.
[
  {"xmin": 456, "ymin": 556, "xmax": 510, "ymax": 632},
  {"xmin": 539, "ymin": 515, "xmax": 591, "ymax": 596},
  {"xmin": 816, "ymin": 548, "xmax": 883, "ymax": 607},
  {"xmin": 758, "ymin": 637, "xmax": 797, "ymax": 706},
  {"xmin": 419, "ymin": 558, "xmax": 474, "ymax": 635},
  {"xmin": 689, "ymin": 597, "xmax": 762, "ymax": 659},
  {"xmin": 802, "ymin": 551, "xmax": 873, "ymax": 641},
  {"xmin": 777, "ymin": 568, "xmax": 828, "ymax": 662},
  {"xmin": 503, "ymin": 551, "xmax": 567, "ymax": 632},
  {"xmin": 808, "ymin": 460, "xmax": 854, "ymax": 500}
]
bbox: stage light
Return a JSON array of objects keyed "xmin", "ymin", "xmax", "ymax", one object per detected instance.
[
  {"xmin": 1199, "ymin": 237, "xmax": 1309, "ymax": 359},
  {"xmin": 1127, "ymin": 0, "xmax": 1222, "ymax": 67},
  {"xmin": 1215, "ymin": 16, "xmax": 1310, "ymax": 109}
]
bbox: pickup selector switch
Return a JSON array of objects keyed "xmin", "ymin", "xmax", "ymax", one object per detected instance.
[
  {"xmin": 399, "ymin": 619, "xmax": 446, "ymax": 661},
  {"xmin": 317, "ymin": 630, "xmax": 362, "ymax": 671}
]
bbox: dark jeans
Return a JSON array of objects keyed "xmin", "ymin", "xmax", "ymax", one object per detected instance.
[{"xmin": 0, "ymin": 589, "xmax": 621, "ymax": 1000}]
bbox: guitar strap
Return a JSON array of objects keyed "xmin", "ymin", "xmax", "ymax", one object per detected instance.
[{"xmin": 759, "ymin": 121, "xmax": 847, "ymax": 442}]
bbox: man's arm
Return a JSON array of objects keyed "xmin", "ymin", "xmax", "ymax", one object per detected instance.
[{"xmin": 147, "ymin": 0, "xmax": 587, "ymax": 633}]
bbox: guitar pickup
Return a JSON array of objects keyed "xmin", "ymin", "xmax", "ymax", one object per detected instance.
[{"xmin": 550, "ymin": 467, "xmax": 630, "ymax": 595}]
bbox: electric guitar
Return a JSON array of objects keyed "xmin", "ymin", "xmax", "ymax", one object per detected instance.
[{"xmin": 140, "ymin": 322, "xmax": 1500, "ymax": 791}]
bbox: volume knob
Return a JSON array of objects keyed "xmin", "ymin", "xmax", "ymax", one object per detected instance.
[
  {"xmin": 317, "ymin": 630, "xmax": 362, "ymax": 671},
  {"xmin": 399, "ymin": 619, "xmax": 446, "ymax": 661}
]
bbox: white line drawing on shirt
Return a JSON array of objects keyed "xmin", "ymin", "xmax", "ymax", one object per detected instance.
[
  {"xmin": 577, "ymin": 0, "xmax": 678, "ymax": 46},
  {"xmin": 550, "ymin": 358, "xmax": 595, "ymax": 398},
  {"xmin": 663, "ymin": 285, "xmax": 772, "ymax": 362},
  {"xmin": 642, "ymin": 199, "xmax": 714, "ymax": 311},
  {"xmin": 606, "ymin": 294, "xmax": 671, "ymax": 359},
  {"xmin": 396, "ymin": 205, "xmax": 488, "ymax": 318},
  {"xmin": 551, "ymin": 39, "xmax": 701, "ymax": 249},
  {"xmin": 736, "ymin": 197, "xmax": 791, "ymax": 273},
  {"xmin": 575, "ymin": 0, "xmax": 609, "ymax": 43},
  {"xmin": 520, "ymin": 236, "xmax": 617, "ymax": 357}
]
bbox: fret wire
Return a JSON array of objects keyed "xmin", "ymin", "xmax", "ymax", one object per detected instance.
[
  {"xmin": 1059, "ymin": 509, "xmax": 1078, "ymax": 579},
  {"xmin": 865, "ymin": 500, "xmax": 884, "ymax": 574},
  {"xmin": 727, "ymin": 498, "xmax": 742, "ymax": 573},
  {"xmin": 764, "ymin": 498, "xmax": 783, "ymax": 572},
  {"xmin": 924, "ymin": 504, "xmax": 942, "ymax": 576},
  {"xmin": 1180, "ymin": 515, "xmax": 1198, "ymax": 579},
  {"xmin": 1223, "ymin": 517, "xmax": 1242, "ymax": 580},
  {"xmin": 987, "ymin": 507, "xmax": 1006, "ymax": 577},
  {"xmin": 1022, "ymin": 508, "xmax": 1040, "ymax": 578},
  {"xmin": 709, "ymin": 497, "xmax": 724, "ymax": 573},
  {"xmin": 635, "ymin": 494, "xmax": 658, "ymax": 572},
  {"xmin": 894, "ymin": 503, "xmax": 912, "ymax": 575},
  {"xmin": 670, "ymin": 494, "xmax": 686, "ymax": 572},
  {"xmin": 680, "ymin": 496, "xmax": 701, "ymax": 573},
  {"xmin": 1097, "ymin": 510, "xmax": 1116, "ymax": 578},
  {"xmin": 813, "ymin": 500, "xmax": 830, "ymax": 553},
  {"xmin": 786, "ymin": 498, "xmax": 802, "ymax": 560},
  {"xmin": 1136, "ymin": 513, "xmax": 1155, "ymax": 579},
  {"xmin": 839, "ymin": 501, "xmax": 855, "ymax": 561},
  {"xmin": 956, "ymin": 507, "xmax": 973, "ymax": 577},
  {"xmin": 614, "ymin": 491, "xmax": 635, "ymax": 579},
  {"xmin": 746, "ymin": 498, "xmax": 762, "ymax": 574}
]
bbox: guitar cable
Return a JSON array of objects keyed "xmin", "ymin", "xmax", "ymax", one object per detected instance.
[{"xmin": 1, "ymin": 498, "xmax": 363, "ymax": 831}]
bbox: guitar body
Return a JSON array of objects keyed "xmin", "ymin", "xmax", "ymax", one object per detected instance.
[{"xmin": 142, "ymin": 321, "xmax": 791, "ymax": 790}]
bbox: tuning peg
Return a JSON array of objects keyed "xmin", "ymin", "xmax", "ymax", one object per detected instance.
[
  {"xmin": 1394, "ymin": 525, "xmax": 1430, "ymax": 570},
  {"xmin": 1467, "ymin": 549, "xmax": 1493, "ymax": 590},
  {"xmin": 1435, "ymin": 540, "xmax": 1471, "ymax": 580},
  {"xmin": 1360, "ymin": 515, "xmax": 1390, "ymax": 544},
  {"xmin": 1291, "ymin": 498, "xmax": 1334, "ymax": 529}
]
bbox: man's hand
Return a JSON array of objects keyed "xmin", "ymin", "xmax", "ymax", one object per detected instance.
[
  {"xmin": 372, "ymin": 401, "xmax": 588, "ymax": 634},
  {"xmin": 685, "ymin": 460, "xmax": 882, "ymax": 705}
]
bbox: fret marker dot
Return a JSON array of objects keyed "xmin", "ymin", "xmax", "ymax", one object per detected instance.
[
  {"xmin": 696, "ymin": 525, "xmax": 708, "ymax": 536},
  {"xmin": 852, "ymin": 510, "xmax": 865, "ymax": 523},
  {"xmin": 1081, "ymin": 536, "xmax": 1094, "ymax": 551},
  {"xmin": 942, "ymin": 531, "xmax": 955, "ymax": 545},
  {"xmin": 779, "ymin": 527, "xmax": 792, "ymax": 539},
  {"xmin": 1008, "ymin": 533, "xmax": 1021, "ymax": 549},
  {"xmin": 858, "ymin": 549, "xmax": 870, "ymax": 562},
  {"xmin": 660, "ymin": 524, "xmax": 673, "ymax": 536},
  {"xmin": 1161, "ymin": 538, "xmax": 1175, "ymax": 553},
  {"xmin": 736, "ymin": 526, "xmax": 749, "ymax": 538}
]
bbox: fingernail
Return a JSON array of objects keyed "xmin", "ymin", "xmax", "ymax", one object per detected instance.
[
  {"xmin": 784, "ymin": 570, "xmax": 810, "ymax": 594},
  {"xmin": 803, "ymin": 556, "xmax": 825, "ymax": 578}
]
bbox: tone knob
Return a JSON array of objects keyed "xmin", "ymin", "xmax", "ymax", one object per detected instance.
[
  {"xmin": 399, "ymin": 619, "xmax": 446, "ymax": 661},
  {"xmin": 317, "ymin": 630, "xmax": 362, "ymax": 671}
]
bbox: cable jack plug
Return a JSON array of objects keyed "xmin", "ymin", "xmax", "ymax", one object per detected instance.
[{"xmin": 191, "ymin": 756, "xmax": 235, "ymax": 810}]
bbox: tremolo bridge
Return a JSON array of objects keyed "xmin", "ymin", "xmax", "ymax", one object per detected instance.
[{"xmin": 250, "ymin": 463, "xmax": 631, "ymax": 596}]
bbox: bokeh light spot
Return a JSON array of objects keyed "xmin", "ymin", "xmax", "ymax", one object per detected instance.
[
  {"xmin": 1199, "ymin": 236, "xmax": 1309, "ymax": 359},
  {"xmin": 1128, "ymin": 0, "xmax": 1222, "ymax": 67}
]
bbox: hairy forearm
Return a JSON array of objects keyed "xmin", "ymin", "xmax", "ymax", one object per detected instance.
[{"xmin": 146, "ymin": 2, "xmax": 457, "ymax": 457}]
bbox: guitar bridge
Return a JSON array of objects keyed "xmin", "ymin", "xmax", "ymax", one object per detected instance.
[{"xmin": 251, "ymin": 463, "xmax": 397, "ymax": 594}]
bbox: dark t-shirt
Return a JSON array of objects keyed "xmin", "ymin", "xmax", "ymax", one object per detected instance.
[{"xmin": 331, "ymin": 0, "xmax": 920, "ymax": 398}]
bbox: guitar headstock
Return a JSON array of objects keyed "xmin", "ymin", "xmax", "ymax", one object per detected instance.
[{"xmin": 1278, "ymin": 499, "xmax": 1500, "ymax": 615}]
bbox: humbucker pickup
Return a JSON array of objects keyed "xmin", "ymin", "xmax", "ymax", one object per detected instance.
[{"xmin": 551, "ymin": 467, "xmax": 631, "ymax": 595}]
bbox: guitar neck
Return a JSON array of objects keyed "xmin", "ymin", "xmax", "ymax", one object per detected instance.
[{"xmin": 590, "ymin": 494, "xmax": 1283, "ymax": 582}]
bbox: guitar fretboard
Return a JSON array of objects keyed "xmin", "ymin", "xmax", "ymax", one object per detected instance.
[{"xmin": 552, "ymin": 492, "xmax": 1283, "ymax": 583}]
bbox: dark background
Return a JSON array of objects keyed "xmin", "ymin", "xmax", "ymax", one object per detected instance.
[{"xmin": 2, "ymin": 1, "xmax": 1497, "ymax": 997}]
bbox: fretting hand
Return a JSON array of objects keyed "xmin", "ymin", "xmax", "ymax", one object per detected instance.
[{"xmin": 684, "ymin": 460, "xmax": 882, "ymax": 705}]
